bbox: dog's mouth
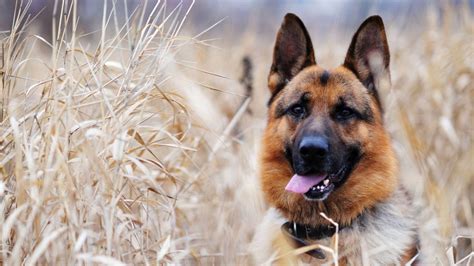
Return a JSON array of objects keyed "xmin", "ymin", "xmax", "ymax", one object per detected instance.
[{"xmin": 285, "ymin": 167, "xmax": 347, "ymax": 201}]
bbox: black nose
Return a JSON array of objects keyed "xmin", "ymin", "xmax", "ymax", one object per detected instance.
[{"xmin": 299, "ymin": 136, "xmax": 329, "ymax": 159}]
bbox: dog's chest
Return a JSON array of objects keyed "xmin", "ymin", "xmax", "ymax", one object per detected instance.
[
  {"xmin": 309, "ymin": 194, "xmax": 415, "ymax": 264},
  {"xmin": 310, "ymin": 210, "xmax": 416, "ymax": 265},
  {"xmin": 252, "ymin": 188, "xmax": 417, "ymax": 265}
]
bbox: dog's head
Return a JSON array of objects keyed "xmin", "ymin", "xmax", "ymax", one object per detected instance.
[{"xmin": 261, "ymin": 14, "xmax": 398, "ymax": 226}]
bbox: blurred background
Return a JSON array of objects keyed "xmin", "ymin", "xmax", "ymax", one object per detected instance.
[
  {"xmin": 0, "ymin": 0, "xmax": 472, "ymax": 264},
  {"xmin": 1, "ymin": 0, "xmax": 473, "ymax": 34}
]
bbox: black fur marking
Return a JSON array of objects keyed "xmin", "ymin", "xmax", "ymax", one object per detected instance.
[
  {"xmin": 360, "ymin": 103, "xmax": 375, "ymax": 123},
  {"xmin": 332, "ymin": 97, "xmax": 374, "ymax": 123},
  {"xmin": 332, "ymin": 144, "xmax": 363, "ymax": 188},
  {"xmin": 267, "ymin": 82, "xmax": 286, "ymax": 107},
  {"xmin": 362, "ymin": 75, "xmax": 383, "ymax": 113},
  {"xmin": 275, "ymin": 100, "xmax": 286, "ymax": 118},
  {"xmin": 284, "ymin": 143, "xmax": 294, "ymax": 172},
  {"xmin": 320, "ymin": 70, "xmax": 330, "ymax": 85},
  {"xmin": 275, "ymin": 92, "xmax": 311, "ymax": 118}
]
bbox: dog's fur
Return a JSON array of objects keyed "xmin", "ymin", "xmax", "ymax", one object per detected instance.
[{"xmin": 252, "ymin": 14, "xmax": 419, "ymax": 264}]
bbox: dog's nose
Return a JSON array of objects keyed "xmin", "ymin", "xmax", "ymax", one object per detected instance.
[{"xmin": 299, "ymin": 136, "xmax": 329, "ymax": 159}]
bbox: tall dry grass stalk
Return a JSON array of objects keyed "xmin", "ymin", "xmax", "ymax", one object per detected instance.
[
  {"xmin": 0, "ymin": 0, "xmax": 472, "ymax": 265},
  {"xmin": 0, "ymin": 0, "xmax": 221, "ymax": 264}
]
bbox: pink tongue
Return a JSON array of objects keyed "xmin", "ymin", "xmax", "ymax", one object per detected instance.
[{"xmin": 285, "ymin": 174, "xmax": 326, "ymax": 194}]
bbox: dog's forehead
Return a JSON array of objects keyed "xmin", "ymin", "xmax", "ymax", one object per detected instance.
[{"xmin": 283, "ymin": 66, "xmax": 368, "ymax": 104}]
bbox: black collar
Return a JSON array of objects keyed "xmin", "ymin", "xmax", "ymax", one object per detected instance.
[{"xmin": 281, "ymin": 221, "xmax": 344, "ymax": 260}]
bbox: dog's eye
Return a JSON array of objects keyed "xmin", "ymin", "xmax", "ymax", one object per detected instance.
[
  {"xmin": 288, "ymin": 104, "xmax": 306, "ymax": 118},
  {"xmin": 335, "ymin": 107, "xmax": 356, "ymax": 120}
]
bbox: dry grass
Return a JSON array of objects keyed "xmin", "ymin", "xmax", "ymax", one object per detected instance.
[{"xmin": 0, "ymin": 1, "xmax": 472, "ymax": 265}]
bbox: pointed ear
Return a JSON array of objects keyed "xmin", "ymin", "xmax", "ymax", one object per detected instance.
[
  {"xmin": 344, "ymin": 15, "xmax": 390, "ymax": 109},
  {"xmin": 268, "ymin": 13, "xmax": 316, "ymax": 99}
]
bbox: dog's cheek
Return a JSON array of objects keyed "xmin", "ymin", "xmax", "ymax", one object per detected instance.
[
  {"xmin": 262, "ymin": 119, "xmax": 296, "ymax": 168},
  {"xmin": 336, "ymin": 120, "xmax": 371, "ymax": 147},
  {"xmin": 271, "ymin": 118, "xmax": 298, "ymax": 147},
  {"xmin": 355, "ymin": 123, "xmax": 370, "ymax": 140}
]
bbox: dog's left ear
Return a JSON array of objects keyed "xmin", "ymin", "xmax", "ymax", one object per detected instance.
[{"xmin": 344, "ymin": 16, "xmax": 390, "ymax": 109}]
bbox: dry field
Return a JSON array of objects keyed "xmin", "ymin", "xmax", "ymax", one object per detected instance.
[{"xmin": 0, "ymin": 1, "xmax": 472, "ymax": 265}]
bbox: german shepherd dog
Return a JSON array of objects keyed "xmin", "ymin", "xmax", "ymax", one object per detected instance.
[{"xmin": 252, "ymin": 14, "xmax": 418, "ymax": 264}]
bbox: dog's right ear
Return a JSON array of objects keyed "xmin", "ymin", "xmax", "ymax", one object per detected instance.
[{"xmin": 268, "ymin": 13, "xmax": 316, "ymax": 103}]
